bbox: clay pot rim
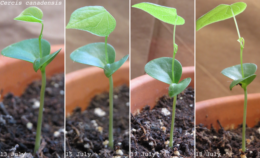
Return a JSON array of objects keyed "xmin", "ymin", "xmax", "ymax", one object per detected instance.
[{"xmin": 196, "ymin": 93, "xmax": 260, "ymax": 110}]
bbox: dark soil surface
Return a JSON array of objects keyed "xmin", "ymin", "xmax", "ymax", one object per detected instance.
[
  {"xmin": 66, "ymin": 85, "xmax": 129, "ymax": 158},
  {"xmin": 131, "ymin": 87, "xmax": 194, "ymax": 158},
  {"xmin": 196, "ymin": 120, "xmax": 260, "ymax": 158},
  {"xmin": 0, "ymin": 74, "xmax": 64, "ymax": 158}
]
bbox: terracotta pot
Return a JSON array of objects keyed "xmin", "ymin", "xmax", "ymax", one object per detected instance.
[
  {"xmin": 131, "ymin": 66, "xmax": 194, "ymax": 114},
  {"xmin": 196, "ymin": 93, "xmax": 260, "ymax": 130},
  {"xmin": 66, "ymin": 62, "xmax": 129, "ymax": 115},
  {"xmin": 0, "ymin": 45, "xmax": 64, "ymax": 101}
]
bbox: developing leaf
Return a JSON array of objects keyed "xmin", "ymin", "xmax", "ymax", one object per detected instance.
[
  {"xmin": 145, "ymin": 57, "xmax": 182, "ymax": 85},
  {"xmin": 196, "ymin": 2, "xmax": 246, "ymax": 31},
  {"xmin": 132, "ymin": 2, "xmax": 185, "ymax": 25},
  {"xmin": 104, "ymin": 55, "xmax": 129, "ymax": 77},
  {"xmin": 221, "ymin": 63, "xmax": 257, "ymax": 89},
  {"xmin": 168, "ymin": 78, "xmax": 191, "ymax": 97},
  {"xmin": 70, "ymin": 42, "xmax": 115, "ymax": 69},
  {"xmin": 33, "ymin": 49, "xmax": 61, "ymax": 71},
  {"xmin": 1, "ymin": 38, "xmax": 50, "ymax": 63},
  {"xmin": 66, "ymin": 6, "xmax": 116, "ymax": 36},
  {"xmin": 14, "ymin": 6, "xmax": 43, "ymax": 23}
]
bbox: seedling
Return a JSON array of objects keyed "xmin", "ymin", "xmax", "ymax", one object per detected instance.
[
  {"xmin": 66, "ymin": 6, "xmax": 129, "ymax": 149},
  {"xmin": 132, "ymin": 3, "xmax": 191, "ymax": 148},
  {"xmin": 197, "ymin": 2, "xmax": 256, "ymax": 153},
  {"xmin": 1, "ymin": 7, "xmax": 62, "ymax": 153}
]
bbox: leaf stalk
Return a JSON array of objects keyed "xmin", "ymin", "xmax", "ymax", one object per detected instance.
[{"xmin": 39, "ymin": 23, "xmax": 44, "ymax": 58}]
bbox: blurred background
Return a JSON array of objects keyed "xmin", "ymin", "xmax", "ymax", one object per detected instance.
[
  {"xmin": 131, "ymin": 0, "xmax": 194, "ymax": 79},
  {"xmin": 0, "ymin": 0, "xmax": 64, "ymax": 52},
  {"xmin": 196, "ymin": 0, "xmax": 260, "ymax": 101},
  {"xmin": 66, "ymin": 0, "xmax": 129, "ymax": 73}
]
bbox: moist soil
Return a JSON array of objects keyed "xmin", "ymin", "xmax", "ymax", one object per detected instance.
[
  {"xmin": 66, "ymin": 85, "xmax": 129, "ymax": 158},
  {"xmin": 196, "ymin": 120, "xmax": 260, "ymax": 158},
  {"xmin": 131, "ymin": 87, "xmax": 194, "ymax": 158},
  {"xmin": 0, "ymin": 74, "xmax": 64, "ymax": 158}
]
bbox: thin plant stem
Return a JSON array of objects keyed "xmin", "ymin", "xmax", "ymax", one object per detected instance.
[
  {"xmin": 172, "ymin": 24, "xmax": 176, "ymax": 82},
  {"xmin": 108, "ymin": 76, "xmax": 114, "ymax": 149},
  {"xmin": 169, "ymin": 96, "xmax": 177, "ymax": 148},
  {"xmin": 105, "ymin": 36, "xmax": 108, "ymax": 63},
  {"xmin": 39, "ymin": 23, "xmax": 44, "ymax": 58},
  {"xmin": 34, "ymin": 69, "xmax": 46, "ymax": 153},
  {"xmin": 242, "ymin": 87, "xmax": 247, "ymax": 152},
  {"xmin": 231, "ymin": 7, "xmax": 244, "ymax": 77}
]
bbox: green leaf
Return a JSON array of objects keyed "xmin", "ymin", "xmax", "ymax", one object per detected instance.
[
  {"xmin": 229, "ymin": 74, "xmax": 256, "ymax": 90},
  {"xmin": 132, "ymin": 2, "xmax": 185, "ymax": 25},
  {"xmin": 168, "ymin": 78, "xmax": 191, "ymax": 97},
  {"xmin": 14, "ymin": 6, "xmax": 43, "ymax": 23},
  {"xmin": 104, "ymin": 55, "xmax": 129, "ymax": 77},
  {"xmin": 1, "ymin": 38, "xmax": 50, "ymax": 63},
  {"xmin": 145, "ymin": 57, "xmax": 182, "ymax": 85},
  {"xmin": 33, "ymin": 49, "xmax": 61, "ymax": 72},
  {"xmin": 196, "ymin": 2, "xmax": 247, "ymax": 31},
  {"xmin": 221, "ymin": 63, "xmax": 257, "ymax": 89},
  {"xmin": 66, "ymin": 6, "xmax": 116, "ymax": 36},
  {"xmin": 70, "ymin": 42, "xmax": 115, "ymax": 69}
]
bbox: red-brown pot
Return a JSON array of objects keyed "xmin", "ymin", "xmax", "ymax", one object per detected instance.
[
  {"xmin": 196, "ymin": 93, "xmax": 260, "ymax": 129},
  {"xmin": 0, "ymin": 45, "xmax": 64, "ymax": 100}
]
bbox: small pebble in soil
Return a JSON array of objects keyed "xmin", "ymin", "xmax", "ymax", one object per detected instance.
[
  {"xmin": 173, "ymin": 148, "xmax": 180, "ymax": 156},
  {"xmin": 161, "ymin": 107, "xmax": 171, "ymax": 116},
  {"xmin": 115, "ymin": 149, "xmax": 124, "ymax": 155},
  {"xmin": 26, "ymin": 122, "xmax": 33, "ymax": 130},
  {"xmin": 32, "ymin": 99, "xmax": 40, "ymax": 109},
  {"xmin": 241, "ymin": 154, "xmax": 247, "ymax": 158},
  {"xmin": 54, "ymin": 131, "xmax": 60, "ymax": 137},
  {"xmin": 96, "ymin": 126, "xmax": 103, "ymax": 133},
  {"xmin": 94, "ymin": 107, "xmax": 106, "ymax": 117},
  {"xmin": 257, "ymin": 127, "xmax": 260, "ymax": 134},
  {"xmin": 103, "ymin": 140, "xmax": 109, "ymax": 147},
  {"xmin": 84, "ymin": 143, "xmax": 90, "ymax": 148},
  {"xmin": 161, "ymin": 126, "xmax": 167, "ymax": 133}
]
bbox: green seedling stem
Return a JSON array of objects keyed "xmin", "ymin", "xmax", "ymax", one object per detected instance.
[
  {"xmin": 34, "ymin": 69, "xmax": 46, "ymax": 153},
  {"xmin": 170, "ymin": 21, "xmax": 177, "ymax": 148},
  {"xmin": 34, "ymin": 20, "xmax": 46, "ymax": 154},
  {"xmin": 231, "ymin": 7, "xmax": 247, "ymax": 152},
  {"xmin": 108, "ymin": 76, "xmax": 114, "ymax": 148}
]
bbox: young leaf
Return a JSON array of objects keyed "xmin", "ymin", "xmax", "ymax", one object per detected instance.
[
  {"xmin": 70, "ymin": 42, "xmax": 115, "ymax": 69},
  {"xmin": 145, "ymin": 57, "xmax": 182, "ymax": 85},
  {"xmin": 14, "ymin": 6, "xmax": 43, "ymax": 23},
  {"xmin": 1, "ymin": 38, "xmax": 50, "ymax": 63},
  {"xmin": 168, "ymin": 78, "xmax": 191, "ymax": 97},
  {"xmin": 66, "ymin": 6, "xmax": 116, "ymax": 37},
  {"xmin": 132, "ymin": 2, "xmax": 185, "ymax": 25},
  {"xmin": 221, "ymin": 63, "xmax": 257, "ymax": 89},
  {"xmin": 104, "ymin": 55, "xmax": 129, "ymax": 77},
  {"xmin": 229, "ymin": 74, "xmax": 256, "ymax": 90},
  {"xmin": 196, "ymin": 2, "xmax": 247, "ymax": 31},
  {"xmin": 33, "ymin": 49, "xmax": 61, "ymax": 72}
]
